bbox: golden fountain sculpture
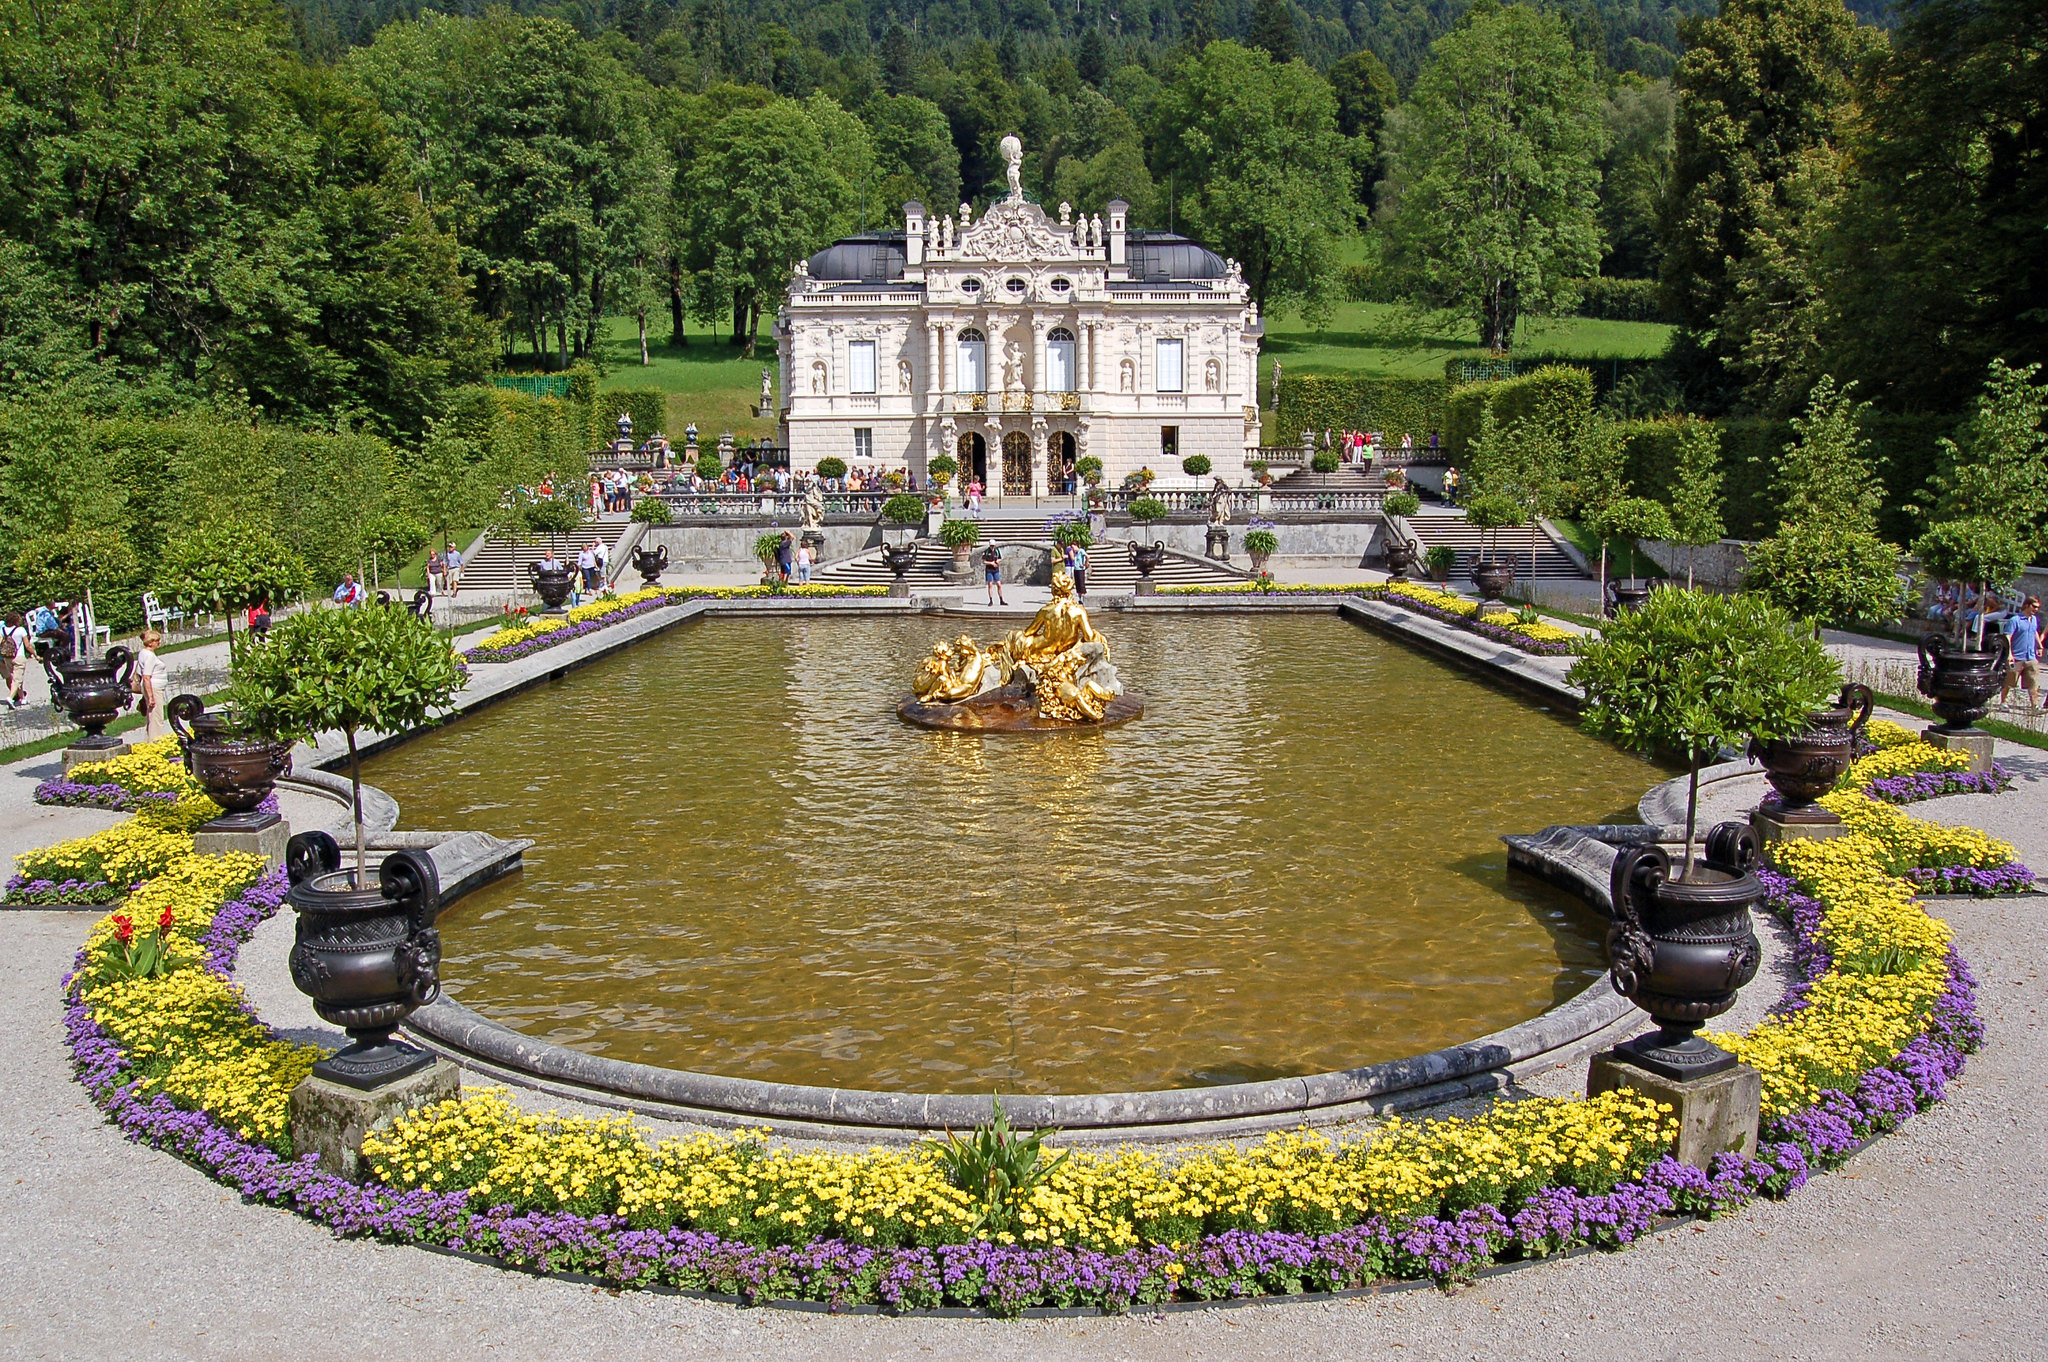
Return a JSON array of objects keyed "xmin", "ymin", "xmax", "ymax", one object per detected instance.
[{"xmin": 899, "ymin": 571, "xmax": 1143, "ymax": 731}]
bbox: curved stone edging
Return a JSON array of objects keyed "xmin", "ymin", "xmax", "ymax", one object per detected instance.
[{"xmin": 406, "ymin": 964, "xmax": 1634, "ymax": 1141}]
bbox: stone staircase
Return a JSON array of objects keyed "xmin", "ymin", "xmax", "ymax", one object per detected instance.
[
  {"xmin": 454, "ymin": 519, "xmax": 642, "ymax": 594},
  {"xmin": 1400, "ymin": 511, "xmax": 1588, "ymax": 580}
]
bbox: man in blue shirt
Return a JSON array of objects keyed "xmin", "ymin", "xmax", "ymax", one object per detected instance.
[
  {"xmin": 2002, "ymin": 595, "xmax": 2041, "ymax": 709},
  {"xmin": 332, "ymin": 573, "xmax": 365, "ymax": 607}
]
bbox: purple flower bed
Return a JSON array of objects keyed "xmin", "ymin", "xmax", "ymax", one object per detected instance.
[
  {"xmin": 1863, "ymin": 764, "xmax": 2014, "ymax": 805},
  {"xmin": 32, "ymin": 780, "xmax": 181, "ymax": 812},
  {"xmin": 1905, "ymin": 861, "xmax": 2035, "ymax": 895},
  {"xmin": 465, "ymin": 595, "xmax": 679, "ymax": 664},
  {"xmin": 7, "ymin": 875, "xmax": 128, "ymax": 907},
  {"xmin": 57, "ymin": 850, "xmax": 1983, "ymax": 1314}
]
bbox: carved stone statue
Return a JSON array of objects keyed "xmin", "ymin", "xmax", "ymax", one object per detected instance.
[
  {"xmin": 1002, "ymin": 336, "xmax": 1023, "ymax": 391},
  {"xmin": 1119, "ymin": 357, "xmax": 1136, "ymax": 393},
  {"xmin": 759, "ymin": 368, "xmax": 773, "ymax": 406},
  {"xmin": 1209, "ymin": 476, "xmax": 1233, "ymax": 526},
  {"xmin": 802, "ymin": 478, "xmax": 824, "ymax": 530},
  {"xmin": 1000, "ymin": 134, "xmax": 1024, "ymax": 203}
]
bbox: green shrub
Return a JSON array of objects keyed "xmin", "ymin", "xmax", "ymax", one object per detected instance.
[
  {"xmin": 1243, "ymin": 527, "xmax": 1279, "ymax": 555},
  {"xmin": 1444, "ymin": 366, "xmax": 1595, "ymax": 459},
  {"xmin": 1311, "ymin": 450, "xmax": 1340, "ymax": 474},
  {"xmin": 1182, "ymin": 454, "xmax": 1212, "ymax": 477},
  {"xmin": 156, "ymin": 524, "xmax": 306, "ymax": 638},
  {"xmin": 927, "ymin": 453, "xmax": 959, "ymax": 483},
  {"xmin": 696, "ymin": 452, "xmax": 724, "ymax": 481},
  {"xmin": 1384, "ymin": 490, "xmax": 1422, "ymax": 517},
  {"xmin": 1425, "ymin": 544, "xmax": 1458, "ymax": 577},
  {"xmin": 1051, "ymin": 518, "xmax": 1093, "ymax": 547},
  {"xmin": 1743, "ymin": 522, "xmax": 1905, "ymax": 628},
  {"xmin": 1127, "ymin": 497, "xmax": 1169, "ymax": 523},
  {"xmin": 13, "ymin": 527, "xmax": 140, "ymax": 631},
  {"xmin": 630, "ymin": 497, "xmax": 672, "ymax": 525},
  {"xmin": 1277, "ymin": 375, "xmax": 1450, "ymax": 445},
  {"xmin": 816, "ymin": 456, "xmax": 848, "ymax": 479},
  {"xmin": 523, "ymin": 498, "xmax": 582, "ymax": 540},
  {"xmin": 1913, "ymin": 517, "xmax": 2028, "ymax": 587},
  {"xmin": 881, "ymin": 493, "xmax": 927, "ymax": 525},
  {"xmin": 939, "ymin": 518, "xmax": 981, "ymax": 548},
  {"xmin": 753, "ymin": 531, "xmax": 786, "ymax": 564},
  {"xmin": 1075, "ymin": 456, "xmax": 1103, "ymax": 484}
]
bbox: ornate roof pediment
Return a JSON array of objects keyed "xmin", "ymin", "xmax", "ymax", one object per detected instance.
[{"xmin": 955, "ymin": 199, "xmax": 1076, "ymax": 264}]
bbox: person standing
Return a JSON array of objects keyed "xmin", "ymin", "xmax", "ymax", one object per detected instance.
[
  {"xmin": 2002, "ymin": 595, "xmax": 2042, "ymax": 709},
  {"xmin": 576, "ymin": 542, "xmax": 598, "ymax": 593},
  {"xmin": 444, "ymin": 542, "xmax": 464, "ymax": 597},
  {"xmin": 246, "ymin": 596, "xmax": 272, "ymax": 640},
  {"xmin": 795, "ymin": 540, "xmax": 813, "ymax": 584},
  {"xmin": 981, "ymin": 541, "xmax": 1006, "ymax": 606},
  {"xmin": 1070, "ymin": 540, "xmax": 1089, "ymax": 598},
  {"xmin": 135, "ymin": 629, "xmax": 170, "ymax": 739},
  {"xmin": 776, "ymin": 531, "xmax": 794, "ymax": 582},
  {"xmin": 427, "ymin": 547, "xmax": 446, "ymax": 596},
  {"xmin": 593, "ymin": 536, "xmax": 610, "ymax": 585},
  {"xmin": 1, "ymin": 612, "xmax": 29, "ymax": 707}
]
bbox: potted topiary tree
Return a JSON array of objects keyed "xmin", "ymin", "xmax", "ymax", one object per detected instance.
[
  {"xmin": 881, "ymin": 492, "xmax": 926, "ymax": 545},
  {"xmin": 1127, "ymin": 496, "xmax": 1169, "ymax": 527},
  {"xmin": 522, "ymin": 498, "xmax": 582, "ymax": 610},
  {"xmin": 1587, "ymin": 496, "xmax": 1675, "ymax": 616},
  {"xmin": 816, "ymin": 456, "xmax": 848, "ymax": 482},
  {"xmin": 1311, "ymin": 449, "xmax": 1340, "ymax": 475},
  {"xmin": 1911, "ymin": 516, "xmax": 2029, "ymax": 732},
  {"xmin": 1182, "ymin": 454, "xmax": 1212, "ymax": 479},
  {"xmin": 696, "ymin": 450, "xmax": 724, "ymax": 483},
  {"xmin": 1463, "ymin": 492, "xmax": 1526, "ymax": 601},
  {"xmin": 157, "ymin": 523, "xmax": 308, "ymax": 646},
  {"xmin": 928, "ymin": 452, "xmax": 959, "ymax": 503}
]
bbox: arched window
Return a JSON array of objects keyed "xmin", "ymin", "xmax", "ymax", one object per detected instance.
[
  {"xmin": 955, "ymin": 329, "xmax": 986, "ymax": 393},
  {"xmin": 1046, "ymin": 328, "xmax": 1076, "ymax": 393}
]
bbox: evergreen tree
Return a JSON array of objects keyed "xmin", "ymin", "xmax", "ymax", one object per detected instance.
[
  {"xmin": 881, "ymin": 23, "xmax": 916, "ymax": 96},
  {"xmin": 1248, "ymin": 0, "xmax": 1298, "ymax": 64},
  {"xmin": 1923, "ymin": 359, "xmax": 2048, "ymax": 556},
  {"xmin": 1078, "ymin": 28, "xmax": 1109, "ymax": 86}
]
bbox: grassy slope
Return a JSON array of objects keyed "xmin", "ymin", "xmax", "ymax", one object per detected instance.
[{"xmin": 537, "ymin": 303, "xmax": 1675, "ymax": 449}]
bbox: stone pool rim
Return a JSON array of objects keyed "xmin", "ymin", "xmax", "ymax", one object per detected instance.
[{"xmin": 357, "ymin": 591, "xmax": 1651, "ymax": 1139}]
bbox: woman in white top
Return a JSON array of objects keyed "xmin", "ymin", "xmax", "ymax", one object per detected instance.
[
  {"xmin": 795, "ymin": 542, "xmax": 813, "ymax": 584},
  {"xmin": 136, "ymin": 629, "xmax": 171, "ymax": 739}
]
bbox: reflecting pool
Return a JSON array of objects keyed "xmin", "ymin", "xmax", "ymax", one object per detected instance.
[{"xmin": 364, "ymin": 613, "xmax": 1663, "ymax": 1094}]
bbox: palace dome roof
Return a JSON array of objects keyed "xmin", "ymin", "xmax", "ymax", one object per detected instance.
[
  {"xmin": 1125, "ymin": 232, "xmax": 1228, "ymax": 282},
  {"xmin": 805, "ymin": 234, "xmax": 907, "ymax": 283}
]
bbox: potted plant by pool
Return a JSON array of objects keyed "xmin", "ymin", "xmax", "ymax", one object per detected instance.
[
  {"xmin": 881, "ymin": 492, "xmax": 925, "ymax": 543},
  {"xmin": 1243, "ymin": 521, "xmax": 1279, "ymax": 574},
  {"xmin": 1569, "ymin": 588, "xmax": 1838, "ymax": 1078},
  {"xmin": 1463, "ymin": 492, "xmax": 1525, "ymax": 602},
  {"xmin": 1381, "ymin": 491, "xmax": 1422, "ymax": 578},
  {"xmin": 1424, "ymin": 544, "xmax": 1457, "ymax": 583},
  {"xmin": 166, "ymin": 693, "xmax": 293, "ymax": 826},
  {"xmin": 753, "ymin": 531, "xmax": 785, "ymax": 583},
  {"xmin": 1912, "ymin": 516, "xmax": 2028, "ymax": 732},
  {"xmin": 227, "ymin": 605, "xmax": 464, "ymax": 1087},
  {"xmin": 939, "ymin": 517, "xmax": 981, "ymax": 574},
  {"xmin": 1588, "ymin": 496, "xmax": 1674, "ymax": 617}
]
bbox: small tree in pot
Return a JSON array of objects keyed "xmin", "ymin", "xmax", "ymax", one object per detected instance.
[
  {"xmin": 1310, "ymin": 449, "xmax": 1340, "ymax": 474},
  {"xmin": 816, "ymin": 456, "xmax": 848, "ymax": 481},
  {"xmin": 1463, "ymin": 492, "xmax": 1526, "ymax": 599},
  {"xmin": 157, "ymin": 523, "xmax": 307, "ymax": 645},
  {"xmin": 227, "ymin": 605, "xmax": 464, "ymax": 883},
  {"xmin": 940, "ymin": 516, "xmax": 981, "ymax": 571},
  {"xmin": 1914, "ymin": 516, "xmax": 2028, "ymax": 652},
  {"xmin": 1181, "ymin": 454, "xmax": 1212, "ymax": 478},
  {"xmin": 927, "ymin": 452, "xmax": 959, "ymax": 499},
  {"xmin": 1127, "ymin": 496, "xmax": 1169, "ymax": 526},
  {"xmin": 1587, "ymin": 495, "xmax": 1674, "ymax": 614},
  {"xmin": 1569, "ymin": 588, "xmax": 1837, "ymax": 875}
]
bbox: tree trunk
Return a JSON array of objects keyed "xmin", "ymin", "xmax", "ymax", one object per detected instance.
[
  {"xmin": 1598, "ymin": 540, "xmax": 1607, "ymax": 613},
  {"xmin": 556, "ymin": 317, "xmax": 568, "ymax": 371},
  {"xmin": 730, "ymin": 294, "xmax": 745, "ymax": 346},
  {"xmin": 668, "ymin": 261, "xmax": 687, "ymax": 345},
  {"xmin": 638, "ymin": 308, "xmax": 649, "ymax": 366},
  {"xmin": 347, "ymin": 729, "xmax": 367, "ymax": 885},
  {"xmin": 1680, "ymin": 758, "xmax": 1699, "ymax": 882},
  {"xmin": 1687, "ymin": 544, "xmax": 1696, "ymax": 590},
  {"xmin": 741, "ymin": 297, "xmax": 759, "ymax": 358}
]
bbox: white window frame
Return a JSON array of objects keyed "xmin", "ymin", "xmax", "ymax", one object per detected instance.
[
  {"xmin": 848, "ymin": 340, "xmax": 877, "ymax": 394},
  {"xmin": 1155, "ymin": 338, "xmax": 1184, "ymax": 393},
  {"xmin": 853, "ymin": 427, "xmax": 874, "ymax": 461}
]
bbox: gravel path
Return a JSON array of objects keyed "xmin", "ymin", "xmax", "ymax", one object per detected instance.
[{"xmin": 0, "ymin": 723, "xmax": 2042, "ymax": 1359}]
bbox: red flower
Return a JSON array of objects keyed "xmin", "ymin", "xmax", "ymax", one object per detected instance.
[
  {"xmin": 158, "ymin": 903, "xmax": 176, "ymax": 932},
  {"xmin": 112, "ymin": 914, "xmax": 134, "ymax": 946}
]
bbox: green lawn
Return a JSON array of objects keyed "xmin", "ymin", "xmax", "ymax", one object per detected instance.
[{"xmin": 550, "ymin": 298, "xmax": 1674, "ymax": 448}]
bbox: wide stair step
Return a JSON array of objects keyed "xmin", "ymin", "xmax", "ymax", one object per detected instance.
[
  {"xmin": 456, "ymin": 519, "xmax": 639, "ymax": 593},
  {"xmin": 1401, "ymin": 512, "xmax": 1588, "ymax": 580}
]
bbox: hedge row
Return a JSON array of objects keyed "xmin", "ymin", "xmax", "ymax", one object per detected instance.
[
  {"xmin": 601, "ymin": 388, "xmax": 670, "ymax": 443},
  {"xmin": 1441, "ymin": 354, "xmax": 1667, "ymax": 399},
  {"xmin": 1442, "ymin": 365, "xmax": 1596, "ymax": 458},
  {"xmin": 1276, "ymin": 375, "xmax": 1451, "ymax": 441},
  {"xmin": 1573, "ymin": 278, "xmax": 1668, "ymax": 323}
]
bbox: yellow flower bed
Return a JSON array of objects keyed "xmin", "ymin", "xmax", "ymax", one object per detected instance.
[
  {"xmin": 1862, "ymin": 719, "xmax": 1920, "ymax": 751},
  {"xmin": 67, "ymin": 739, "xmax": 208, "ymax": 797},
  {"xmin": 473, "ymin": 584, "xmax": 892, "ymax": 655},
  {"xmin": 1842, "ymin": 741, "xmax": 1970, "ymax": 788},
  {"xmin": 1478, "ymin": 611, "xmax": 1578, "ymax": 644},
  {"xmin": 17, "ymin": 821, "xmax": 195, "ymax": 886},
  {"xmin": 1817, "ymin": 788, "xmax": 2016, "ymax": 872}
]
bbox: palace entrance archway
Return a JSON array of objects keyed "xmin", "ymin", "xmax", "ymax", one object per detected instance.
[
  {"xmin": 957, "ymin": 432, "xmax": 987, "ymax": 489},
  {"xmin": 1001, "ymin": 431, "xmax": 1032, "ymax": 496}
]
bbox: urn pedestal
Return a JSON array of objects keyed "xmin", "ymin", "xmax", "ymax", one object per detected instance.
[
  {"xmin": 1205, "ymin": 525, "xmax": 1230, "ymax": 561},
  {"xmin": 879, "ymin": 541, "xmax": 918, "ymax": 598},
  {"xmin": 42, "ymin": 646, "xmax": 136, "ymax": 767}
]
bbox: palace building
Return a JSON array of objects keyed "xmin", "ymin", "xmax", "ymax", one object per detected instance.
[{"xmin": 777, "ymin": 138, "xmax": 1262, "ymax": 496}]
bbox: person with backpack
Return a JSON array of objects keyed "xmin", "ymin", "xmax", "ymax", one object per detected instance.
[
  {"xmin": 1, "ymin": 611, "xmax": 28, "ymax": 707},
  {"xmin": 981, "ymin": 541, "xmax": 1006, "ymax": 606}
]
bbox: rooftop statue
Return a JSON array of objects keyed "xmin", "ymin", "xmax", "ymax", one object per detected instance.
[{"xmin": 902, "ymin": 572, "xmax": 1139, "ymax": 729}]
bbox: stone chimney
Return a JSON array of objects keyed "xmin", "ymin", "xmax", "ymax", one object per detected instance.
[
  {"xmin": 1107, "ymin": 200, "xmax": 1128, "ymax": 268},
  {"xmin": 903, "ymin": 201, "xmax": 925, "ymax": 265}
]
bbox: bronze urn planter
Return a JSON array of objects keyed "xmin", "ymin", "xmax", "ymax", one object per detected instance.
[
  {"xmin": 1917, "ymin": 633, "xmax": 2011, "ymax": 732},
  {"xmin": 167, "ymin": 695, "xmax": 292, "ymax": 827},
  {"xmin": 1605, "ymin": 823, "xmax": 1764, "ymax": 1080},
  {"xmin": 527, "ymin": 558, "xmax": 574, "ymax": 612},
  {"xmin": 1747, "ymin": 683, "xmax": 1874, "ymax": 822},
  {"xmin": 285, "ymin": 832, "xmax": 444, "ymax": 1090},
  {"xmin": 39, "ymin": 645, "xmax": 136, "ymax": 750},
  {"xmin": 1606, "ymin": 577, "xmax": 1657, "ymax": 617},
  {"xmin": 879, "ymin": 541, "xmax": 918, "ymax": 597},
  {"xmin": 1382, "ymin": 539, "xmax": 1416, "ymax": 582},
  {"xmin": 1128, "ymin": 540, "xmax": 1167, "ymax": 596},
  {"xmin": 631, "ymin": 542, "xmax": 669, "ymax": 587},
  {"xmin": 1471, "ymin": 558, "xmax": 1516, "ymax": 603}
]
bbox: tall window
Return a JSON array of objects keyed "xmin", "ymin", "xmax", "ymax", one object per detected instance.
[
  {"xmin": 955, "ymin": 328, "xmax": 986, "ymax": 393},
  {"xmin": 1155, "ymin": 338, "xmax": 1183, "ymax": 392},
  {"xmin": 853, "ymin": 428, "xmax": 873, "ymax": 461},
  {"xmin": 1160, "ymin": 426, "xmax": 1179, "ymax": 460},
  {"xmin": 1047, "ymin": 327, "xmax": 1076, "ymax": 392},
  {"xmin": 848, "ymin": 340, "xmax": 877, "ymax": 394}
]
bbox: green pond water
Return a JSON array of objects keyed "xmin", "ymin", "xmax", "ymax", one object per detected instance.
[{"xmin": 362, "ymin": 614, "xmax": 1663, "ymax": 1095}]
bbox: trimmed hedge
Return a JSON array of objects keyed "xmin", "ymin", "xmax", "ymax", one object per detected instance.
[
  {"xmin": 1276, "ymin": 375, "xmax": 1450, "ymax": 442},
  {"xmin": 1442, "ymin": 365, "xmax": 1595, "ymax": 458},
  {"xmin": 1573, "ymin": 278, "xmax": 1668, "ymax": 323},
  {"xmin": 603, "ymin": 388, "xmax": 668, "ymax": 442},
  {"xmin": 1442, "ymin": 354, "xmax": 1668, "ymax": 400}
]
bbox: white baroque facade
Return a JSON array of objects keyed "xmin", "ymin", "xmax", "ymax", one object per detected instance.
[{"xmin": 777, "ymin": 140, "xmax": 1262, "ymax": 496}]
